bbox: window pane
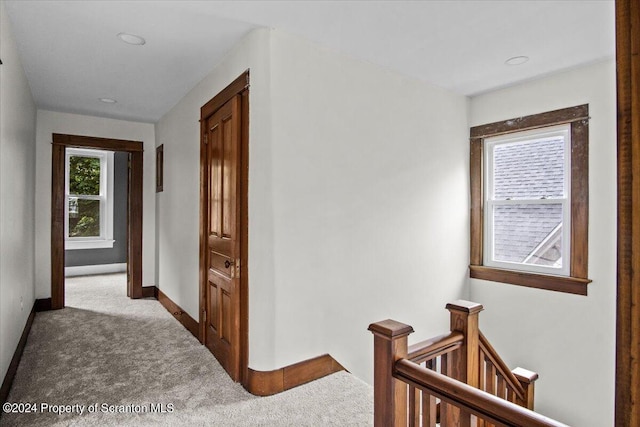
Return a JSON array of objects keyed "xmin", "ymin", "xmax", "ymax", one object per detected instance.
[
  {"xmin": 68, "ymin": 197, "xmax": 79, "ymax": 218},
  {"xmin": 493, "ymin": 137, "xmax": 564, "ymax": 200},
  {"xmin": 493, "ymin": 203, "xmax": 563, "ymax": 267},
  {"xmin": 69, "ymin": 199, "xmax": 100, "ymax": 237},
  {"xmin": 69, "ymin": 156, "xmax": 101, "ymax": 195}
]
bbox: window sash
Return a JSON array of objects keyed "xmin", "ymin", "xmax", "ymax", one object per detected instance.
[
  {"xmin": 482, "ymin": 124, "xmax": 572, "ymax": 277},
  {"xmin": 67, "ymin": 196, "xmax": 106, "ymax": 240},
  {"xmin": 484, "ymin": 198, "xmax": 570, "ymax": 276},
  {"xmin": 64, "ymin": 148, "xmax": 114, "ymax": 248}
]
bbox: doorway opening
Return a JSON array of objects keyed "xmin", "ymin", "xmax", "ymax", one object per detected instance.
[
  {"xmin": 51, "ymin": 133, "xmax": 144, "ymax": 309},
  {"xmin": 64, "ymin": 148, "xmax": 127, "ymax": 276},
  {"xmin": 63, "ymin": 147, "xmax": 129, "ymax": 304}
]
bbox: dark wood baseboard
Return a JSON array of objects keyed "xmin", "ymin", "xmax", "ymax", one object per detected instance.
[
  {"xmin": 156, "ymin": 288, "xmax": 199, "ymax": 340},
  {"xmin": 152, "ymin": 288, "xmax": 344, "ymax": 395},
  {"xmin": 142, "ymin": 286, "xmax": 157, "ymax": 298},
  {"xmin": 245, "ymin": 354, "xmax": 346, "ymax": 396},
  {"xmin": 34, "ymin": 298, "xmax": 52, "ymax": 312},
  {"xmin": 0, "ymin": 302, "xmax": 38, "ymax": 406}
]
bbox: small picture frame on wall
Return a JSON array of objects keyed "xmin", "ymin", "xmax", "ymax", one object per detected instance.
[{"xmin": 156, "ymin": 145, "xmax": 164, "ymax": 193}]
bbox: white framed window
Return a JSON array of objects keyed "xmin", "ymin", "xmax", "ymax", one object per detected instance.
[
  {"xmin": 483, "ymin": 124, "xmax": 571, "ymax": 277},
  {"xmin": 65, "ymin": 148, "xmax": 115, "ymax": 250}
]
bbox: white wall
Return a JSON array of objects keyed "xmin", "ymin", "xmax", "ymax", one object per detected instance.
[
  {"xmin": 154, "ymin": 28, "xmax": 277, "ymax": 368},
  {"xmin": 267, "ymin": 30, "xmax": 470, "ymax": 383},
  {"xmin": 155, "ymin": 27, "xmax": 470, "ymax": 380},
  {"xmin": 34, "ymin": 110, "xmax": 156, "ymax": 297},
  {"xmin": 0, "ymin": 0, "xmax": 37, "ymax": 382},
  {"xmin": 469, "ymin": 60, "xmax": 616, "ymax": 427}
]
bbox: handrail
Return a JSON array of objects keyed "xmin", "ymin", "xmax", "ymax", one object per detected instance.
[
  {"xmin": 479, "ymin": 331, "xmax": 526, "ymax": 399},
  {"xmin": 395, "ymin": 359, "xmax": 569, "ymax": 427},
  {"xmin": 407, "ymin": 331, "xmax": 464, "ymax": 363}
]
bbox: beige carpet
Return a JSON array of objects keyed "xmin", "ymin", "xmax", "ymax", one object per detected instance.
[{"xmin": 1, "ymin": 274, "xmax": 373, "ymax": 426}]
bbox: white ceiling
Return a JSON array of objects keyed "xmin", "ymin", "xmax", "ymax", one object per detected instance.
[{"xmin": 3, "ymin": 0, "xmax": 615, "ymax": 123}]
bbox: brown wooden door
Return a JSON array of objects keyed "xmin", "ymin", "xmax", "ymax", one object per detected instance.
[{"xmin": 204, "ymin": 94, "xmax": 242, "ymax": 380}]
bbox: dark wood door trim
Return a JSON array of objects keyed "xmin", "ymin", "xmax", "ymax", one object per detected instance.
[
  {"xmin": 201, "ymin": 71, "xmax": 250, "ymax": 119},
  {"xmin": 50, "ymin": 133, "xmax": 144, "ymax": 310},
  {"xmin": 51, "ymin": 142, "xmax": 66, "ymax": 309},
  {"xmin": 615, "ymin": 0, "xmax": 640, "ymax": 425},
  {"xmin": 239, "ymin": 88, "xmax": 250, "ymax": 384},
  {"xmin": 52, "ymin": 134, "xmax": 144, "ymax": 152},
  {"xmin": 128, "ymin": 150, "xmax": 144, "ymax": 299}
]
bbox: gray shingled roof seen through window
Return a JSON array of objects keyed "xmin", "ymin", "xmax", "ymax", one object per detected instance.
[{"xmin": 491, "ymin": 137, "xmax": 565, "ymax": 266}]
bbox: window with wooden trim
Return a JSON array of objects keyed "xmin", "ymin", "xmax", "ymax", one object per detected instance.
[{"xmin": 469, "ymin": 105, "xmax": 591, "ymax": 295}]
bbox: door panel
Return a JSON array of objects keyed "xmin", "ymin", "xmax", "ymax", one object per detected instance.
[
  {"xmin": 203, "ymin": 94, "xmax": 242, "ymax": 380},
  {"xmin": 208, "ymin": 281, "xmax": 218, "ymax": 333},
  {"xmin": 222, "ymin": 290, "xmax": 231, "ymax": 342},
  {"xmin": 209, "ymin": 123, "xmax": 221, "ymax": 237},
  {"xmin": 222, "ymin": 114, "xmax": 234, "ymax": 238},
  {"xmin": 209, "ymin": 251, "xmax": 233, "ymax": 277}
]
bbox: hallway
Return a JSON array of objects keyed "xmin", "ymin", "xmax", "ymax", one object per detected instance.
[{"xmin": 1, "ymin": 274, "xmax": 372, "ymax": 426}]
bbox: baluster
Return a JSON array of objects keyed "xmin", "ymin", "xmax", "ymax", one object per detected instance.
[
  {"xmin": 496, "ymin": 373, "xmax": 506, "ymax": 400},
  {"xmin": 479, "ymin": 350, "xmax": 486, "ymax": 391},
  {"xmin": 477, "ymin": 353, "xmax": 486, "ymax": 427},
  {"xmin": 485, "ymin": 358, "xmax": 496, "ymax": 396},
  {"xmin": 422, "ymin": 390, "xmax": 437, "ymax": 427},
  {"xmin": 409, "ymin": 385, "xmax": 419, "ymax": 427},
  {"xmin": 425, "ymin": 358, "xmax": 439, "ymax": 427},
  {"xmin": 425, "ymin": 358, "xmax": 434, "ymax": 371},
  {"xmin": 496, "ymin": 379, "xmax": 510, "ymax": 427},
  {"xmin": 481, "ymin": 357, "xmax": 496, "ymax": 427},
  {"xmin": 440, "ymin": 353, "xmax": 454, "ymax": 426},
  {"xmin": 481, "ymin": 416, "xmax": 495, "ymax": 427}
]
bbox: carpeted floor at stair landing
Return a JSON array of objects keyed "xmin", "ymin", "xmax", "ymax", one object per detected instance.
[{"xmin": 1, "ymin": 274, "xmax": 373, "ymax": 426}]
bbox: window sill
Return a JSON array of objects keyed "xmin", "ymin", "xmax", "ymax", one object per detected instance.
[
  {"xmin": 65, "ymin": 239, "xmax": 115, "ymax": 250},
  {"xmin": 469, "ymin": 265, "xmax": 591, "ymax": 296}
]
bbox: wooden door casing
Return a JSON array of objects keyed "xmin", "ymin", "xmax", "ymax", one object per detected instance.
[
  {"xmin": 615, "ymin": 0, "xmax": 640, "ymax": 425},
  {"xmin": 50, "ymin": 134, "xmax": 144, "ymax": 309}
]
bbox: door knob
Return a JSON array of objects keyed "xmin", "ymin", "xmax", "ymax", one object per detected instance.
[{"xmin": 224, "ymin": 260, "xmax": 232, "ymax": 268}]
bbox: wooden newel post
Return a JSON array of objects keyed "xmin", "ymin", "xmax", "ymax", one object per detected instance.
[
  {"xmin": 368, "ymin": 319, "xmax": 414, "ymax": 427},
  {"xmin": 446, "ymin": 300, "xmax": 484, "ymax": 383},
  {"xmin": 513, "ymin": 367, "xmax": 539, "ymax": 410},
  {"xmin": 445, "ymin": 300, "xmax": 484, "ymax": 427}
]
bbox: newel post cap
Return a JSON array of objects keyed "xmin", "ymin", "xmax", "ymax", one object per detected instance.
[
  {"xmin": 368, "ymin": 319, "xmax": 414, "ymax": 339},
  {"xmin": 512, "ymin": 367, "xmax": 539, "ymax": 383},
  {"xmin": 446, "ymin": 300, "xmax": 484, "ymax": 314}
]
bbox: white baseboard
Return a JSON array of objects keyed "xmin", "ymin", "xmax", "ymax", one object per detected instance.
[{"xmin": 65, "ymin": 263, "xmax": 127, "ymax": 277}]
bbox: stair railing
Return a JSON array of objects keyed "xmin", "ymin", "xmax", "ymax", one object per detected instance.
[{"xmin": 368, "ymin": 300, "xmax": 567, "ymax": 427}]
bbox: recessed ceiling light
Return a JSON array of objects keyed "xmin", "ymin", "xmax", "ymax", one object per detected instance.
[
  {"xmin": 117, "ymin": 32, "xmax": 146, "ymax": 46},
  {"xmin": 99, "ymin": 98, "xmax": 117, "ymax": 104},
  {"xmin": 505, "ymin": 56, "xmax": 529, "ymax": 66}
]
